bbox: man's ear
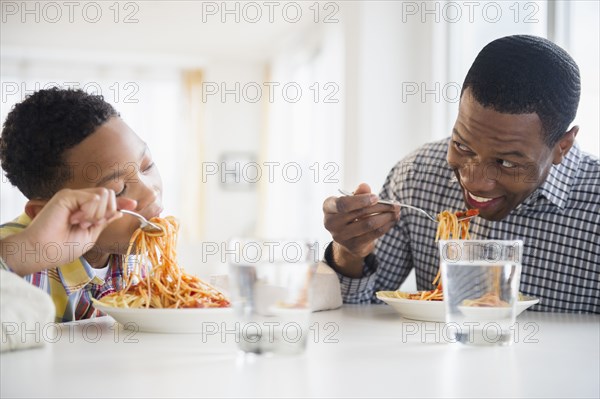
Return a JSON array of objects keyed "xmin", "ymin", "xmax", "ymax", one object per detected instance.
[
  {"xmin": 552, "ymin": 126, "xmax": 579, "ymax": 165},
  {"xmin": 24, "ymin": 199, "xmax": 49, "ymax": 220}
]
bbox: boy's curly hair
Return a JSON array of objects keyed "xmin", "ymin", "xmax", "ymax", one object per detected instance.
[{"xmin": 0, "ymin": 88, "xmax": 118, "ymax": 199}]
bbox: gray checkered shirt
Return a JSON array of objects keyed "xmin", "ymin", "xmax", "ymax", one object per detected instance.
[{"xmin": 329, "ymin": 138, "xmax": 600, "ymax": 313}]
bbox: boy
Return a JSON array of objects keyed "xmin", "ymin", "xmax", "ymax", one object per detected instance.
[{"xmin": 0, "ymin": 88, "xmax": 163, "ymax": 322}]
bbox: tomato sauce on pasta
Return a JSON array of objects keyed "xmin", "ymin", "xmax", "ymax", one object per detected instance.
[{"xmin": 95, "ymin": 216, "xmax": 229, "ymax": 309}]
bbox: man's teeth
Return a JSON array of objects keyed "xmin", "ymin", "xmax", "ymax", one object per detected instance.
[{"xmin": 468, "ymin": 192, "xmax": 494, "ymax": 203}]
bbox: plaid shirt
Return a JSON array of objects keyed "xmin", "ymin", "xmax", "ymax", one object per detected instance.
[
  {"xmin": 330, "ymin": 138, "xmax": 600, "ymax": 313},
  {"xmin": 0, "ymin": 213, "xmax": 133, "ymax": 322}
]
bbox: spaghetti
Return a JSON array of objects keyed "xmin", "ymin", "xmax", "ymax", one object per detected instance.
[
  {"xmin": 95, "ymin": 216, "xmax": 230, "ymax": 309},
  {"xmin": 461, "ymin": 292, "xmax": 510, "ymax": 307},
  {"xmin": 405, "ymin": 208, "xmax": 479, "ymax": 301}
]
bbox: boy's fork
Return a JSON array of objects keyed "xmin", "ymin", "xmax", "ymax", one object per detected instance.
[{"xmin": 119, "ymin": 209, "xmax": 163, "ymax": 233}]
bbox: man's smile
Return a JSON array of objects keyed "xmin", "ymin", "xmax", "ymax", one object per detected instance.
[
  {"xmin": 462, "ymin": 187, "xmax": 504, "ymax": 211},
  {"xmin": 467, "ymin": 192, "xmax": 494, "ymax": 203}
]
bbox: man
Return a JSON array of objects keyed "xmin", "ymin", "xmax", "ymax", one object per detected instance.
[{"xmin": 322, "ymin": 35, "xmax": 599, "ymax": 313}]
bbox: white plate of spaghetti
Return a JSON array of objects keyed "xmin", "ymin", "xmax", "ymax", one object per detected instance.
[
  {"xmin": 94, "ymin": 303, "xmax": 234, "ymax": 333},
  {"xmin": 376, "ymin": 291, "xmax": 446, "ymax": 322},
  {"xmin": 376, "ymin": 208, "xmax": 538, "ymax": 321},
  {"xmin": 92, "ymin": 216, "xmax": 233, "ymax": 333},
  {"xmin": 376, "ymin": 291, "xmax": 539, "ymax": 322}
]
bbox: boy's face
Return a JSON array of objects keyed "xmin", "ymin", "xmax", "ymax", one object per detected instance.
[{"xmin": 62, "ymin": 116, "xmax": 163, "ymax": 259}]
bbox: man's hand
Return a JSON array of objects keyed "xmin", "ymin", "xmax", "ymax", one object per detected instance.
[
  {"xmin": 0, "ymin": 188, "xmax": 137, "ymax": 276},
  {"xmin": 322, "ymin": 183, "xmax": 400, "ymax": 278}
]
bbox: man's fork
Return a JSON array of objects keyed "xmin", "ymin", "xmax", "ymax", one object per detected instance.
[{"xmin": 337, "ymin": 189, "xmax": 478, "ymax": 223}]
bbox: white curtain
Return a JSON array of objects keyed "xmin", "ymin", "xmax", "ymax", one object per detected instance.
[{"xmin": 259, "ymin": 25, "xmax": 345, "ymax": 249}]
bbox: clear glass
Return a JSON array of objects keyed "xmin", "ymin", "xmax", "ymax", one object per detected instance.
[
  {"xmin": 439, "ymin": 240, "xmax": 523, "ymax": 346},
  {"xmin": 227, "ymin": 238, "xmax": 318, "ymax": 355}
]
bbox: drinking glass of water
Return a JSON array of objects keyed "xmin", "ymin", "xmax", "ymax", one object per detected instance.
[
  {"xmin": 439, "ymin": 240, "xmax": 523, "ymax": 346},
  {"xmin": 227, "ymin": 238, "xmax": 319, "ymax": 355}
]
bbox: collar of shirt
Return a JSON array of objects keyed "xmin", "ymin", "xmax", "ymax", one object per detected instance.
[
  {"xmin": 519, "ymin": 144, "xmax": 581, "ymax": 210},
  {"xmin": 0, "ymin": 213, "xmax": 33, "ymax": 239}
]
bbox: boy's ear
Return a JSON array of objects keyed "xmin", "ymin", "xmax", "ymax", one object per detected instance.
[
  {"xmin": 552, "ymin": 126, "xmax": 579, "ymax": 165},
  {"xmin": 24, "ymin": 199, "xmax": 49, "ymax": 220}
]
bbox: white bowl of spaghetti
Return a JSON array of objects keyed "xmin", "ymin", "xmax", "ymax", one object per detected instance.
[
  {"xmin": 376, "ymin": 291, "xmax": 539, "ymax": 322},
  {"xmin": 93, "ymin": 216, "xmax": 233, "ymax": 332},
  {"xmin": 94, "ymin": 302, "xmax": 234, "ymax": 333}
]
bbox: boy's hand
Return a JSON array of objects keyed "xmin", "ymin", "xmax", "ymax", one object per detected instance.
[
  {"xmin": 322, "ymin": 183, "xmax": 400, "ymax": 278},
  {"xmin": 1, "ymin": 188, "xmax": 137, "ymax": 275}
]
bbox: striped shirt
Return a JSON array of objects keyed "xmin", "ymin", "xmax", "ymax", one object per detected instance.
[
  {"xmin": 0, "ymin": 213, "xmax": 133, "ymax": 322},
  {"xmin": 331, "ymin": 138, "xmax": 600, "ymax": 313}
]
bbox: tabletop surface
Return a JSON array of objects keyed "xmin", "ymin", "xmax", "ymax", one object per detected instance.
[{"xmin": 2, "ymin": 305, "xmax": 599, "ymax": 398}]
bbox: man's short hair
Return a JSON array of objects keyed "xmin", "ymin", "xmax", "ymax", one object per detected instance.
[
  {"xmin": 0, "ymin": 88, "xmax": 118, "ymax": 199},
  {"xmin": 461, "ymin": 35, "xmax": 580, "ymax": 146}
]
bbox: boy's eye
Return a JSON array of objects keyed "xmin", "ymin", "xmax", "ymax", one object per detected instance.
[
  {"xmin": 142, "ymin": 162, "xmax": 155, "ymax": 173},
  {"xmin": 115, "ymin": 185, "xmax": 127, "ymax": 197},
  {"xmin": 498, "ymin": 159, "xmax": 517, "ymax": 168}
]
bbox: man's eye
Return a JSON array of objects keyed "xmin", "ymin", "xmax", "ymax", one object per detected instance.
[
  {"xmin": 498, "ymin": 159, "xmax": 517, "ymax": 168},
  {"xmin": 453, "ymin": 141, "xmax": 469, "ymax": 152}
]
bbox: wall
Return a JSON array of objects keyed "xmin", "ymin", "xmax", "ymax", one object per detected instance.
[{"xmin": 343, "ymin": 2, "xmax": 438, "ymax": 193}]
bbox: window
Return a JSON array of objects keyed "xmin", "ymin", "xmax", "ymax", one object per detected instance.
[
  {"xmin": 566, "ymin": 1, "xmax": 600, "ymax": 155},
  {"xmin": 261, "ymin": 26, "xmax": 345, "ymax": 245},
  {"xmin": 438, "ymin": 0, "xmax": 599, "ymax": 156}
]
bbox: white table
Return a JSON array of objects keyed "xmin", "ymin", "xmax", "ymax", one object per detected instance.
[{"xmin": 2, "ymin": 305, "xmax": 599, "ymax": 398}]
